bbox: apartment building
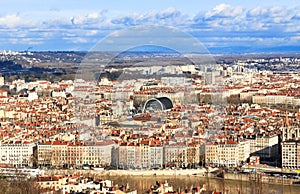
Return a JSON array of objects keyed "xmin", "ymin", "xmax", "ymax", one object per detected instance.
[
  {"xmin": 149, "ymin": 140, "xmax": 163, "ymax": 169},
  {"xmin": 164, "ymin": 142, "xmax": 187, "ymax": 167},
  {"xmin": 252, "ymin": 133, "xmax": 279, "ymax": 161},
  {"xmin": 37, "ymin": 141, "xmax": 52, "ymax": 167},
  {"xmin": 0, "ymin": 141, "xmax": 36, "ymax": 167},
  {"xmin": 186, "ymin": 142, "xmax": 201, "ymax": 165},
  {"xmin": 37, "ymin": 140, "xmax": 115, "ymax": 168},
  {"xmin": 205, "ymin": 140, "xmax": 250, "ymax": 167},
  {"xmin": 118, "ymin": 143, "xmax": 128, "ymax": 169},
  {"xmin": 117, "ymin": 140, "xmax": 164, "ymax": 169},
  {"xmin": 51, "ymin": 140, "xmax": 68, "ymax": 167},
  {"xmin": 253, "ymin": 94, "xmax": 300, "ymax": 106},
  {"xmin": 282, "ymin": 140, "xmax": 300, "ymax": 169},
  {"xmin": 282, "ymin": 126, "xmax": 300, "ymax": 141}
]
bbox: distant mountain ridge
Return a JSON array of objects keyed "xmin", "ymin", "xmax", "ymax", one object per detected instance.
[{"xmin": 207, "ymin": 46, "xmax": 300, "ymax": 54}]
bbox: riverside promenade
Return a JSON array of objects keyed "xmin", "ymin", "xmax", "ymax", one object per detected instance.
[
  {"xmin": 42, "ymin": 169, "xmax": 300, "ymax": 193},
  {"xmin": 45, "ymin": 168, "xmax": 207, "ymax": 177},
  {"xmin": 43, "ymin": 168, "xmax": 300, "ymax": 186}
]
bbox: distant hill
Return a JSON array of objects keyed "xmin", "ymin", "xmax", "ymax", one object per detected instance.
[
  {"xmin": 0, "ymin": 60, "xmax": 22, "ymax": 71},
  {"xmin": 207, "ymin": 46, "xmax": 300, "ymax": 54}
]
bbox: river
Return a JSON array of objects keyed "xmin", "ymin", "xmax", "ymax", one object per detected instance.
[{"xmin": 101, "ymin": 175, "xmax": 300, "ymax": 194}]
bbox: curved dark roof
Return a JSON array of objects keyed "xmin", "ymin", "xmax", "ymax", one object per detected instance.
[
  {"xmin": 143, "ymin": 97, "xmax": 173, "ymax": 112},
  {"xmin": 156, "ymin": 97, "xmax": 173, "ymax": 109}
]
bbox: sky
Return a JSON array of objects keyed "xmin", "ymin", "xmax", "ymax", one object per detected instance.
[{"xmin": 1, "ymin": 0, "xmax": 300, "ymax": 53}]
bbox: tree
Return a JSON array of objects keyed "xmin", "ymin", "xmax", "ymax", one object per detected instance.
[{"xmin": 0, "ymin": 178, "xmax": 40, "ymax": 194}]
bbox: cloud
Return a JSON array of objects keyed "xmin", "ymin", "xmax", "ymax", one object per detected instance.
[
  {"xmin": 205, "ymin": 4, "xmax": 244, "ymax": 19},
  {"xmin": 85, "ymin": 30, "xmax": 98, "ymax": 36},
  {"xmin": 194, "ymin": 5, "xmax": 300, "ymax": 33},
  {"xmin": 70, "ymin": 12, "xmax": 105, "ymax": 25},
  {"xmin": 152, "ymin": 7, "xmax": 182, "ymax": 20},
  {"xmin": 247, "ymin": 7, "xmax": 268, "ymax": 17},
  {"xmin": 1, "ymin": 4, "xmax": 300, "ymax": 52},
  {"xmin": 247, "ymin": 6, "xmax": 294, "ymax": 25},
  {"xmin": 9, "ymin": 37, "xmax": 44, "ymax": 45},
  {"xmin": 0, "ymin": 14, "xmax": 37, "ymax": 28},
  {"xmin": 193, "ymin": 4, "xmax": 247, "ymax": 32},
  {"xmin": 111, "ymin": 7, "xmax": 188, "ymax": 27},
  {"xmin": 63, "ymin": 37, "xmax": 89, "ymax": 44}
]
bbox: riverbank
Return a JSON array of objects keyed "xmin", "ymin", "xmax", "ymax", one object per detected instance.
[
  {"xmin": 45, "ymin": 169, "xmax": 207, "ymax": 177},
  {"xmin": 44, "ymin": 169, "xmax": 300, "ymax": 186},
  {"xmin": 42, "ymin": 169, "xmax": 300, "ymax": 193}
]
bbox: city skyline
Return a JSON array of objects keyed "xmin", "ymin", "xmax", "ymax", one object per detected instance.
[
  {"xmin": 1, "ymin": 1, "xmax": 300, "ymax": 52},
  {"xmin": 1, "ymin": 45, "xmax": 300, "ymax": 192},
  {"xmin": 1, "ymin": 2, "xmax": 300, "ymax": 193}
]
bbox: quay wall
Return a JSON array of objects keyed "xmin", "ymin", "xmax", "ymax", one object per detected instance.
[{"xmin": 44, "ymin": 169, "xmax": 299, "ymax": 185}]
